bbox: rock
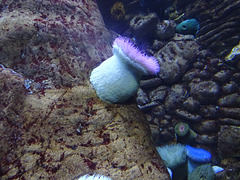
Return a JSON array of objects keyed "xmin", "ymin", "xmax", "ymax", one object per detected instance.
[
  {"xmin": 158, "ymin": 129, "xmax": 175, "ymax": 144},
  {"xmin": 199, "ymin": 105, "xmax": 220, "ymax": 118},
  {"xmin": 218, "ymin": 125, "xmax": 240, "ymax": 158},
  {"xmin": 0, "ymin": 0, "xmax": 112, "ymax": 89},
  {"xmin": 189, "ymin": 80, "xmax": 220, "ymax": 104},
  {"xmin": 219, "ymin": 107, "xmax": 240, "ymax": 119},
  {"xmin": 192, "ymin": 61, "xmax": 205, "ymax": 69},
  {"xmin": 232, "ymin": 72, "xmax": 240, "ymax": 83},
  {"xmin": 140, "ymin": 78, "xmax": 163, "ymax": 89},
  {"xmin": 219, "ymin": 118, "xmax": 240, "ymax": 126},
  {"xmin": 149, "ymin": 86, "xmax": 169, "ymax": 102},
  {"xmin": 199, "ymin": 69, "xmax": 211, "ymax": 79},
  {"xmin": 0, "ymin": 1, "xmax": 169, "ymax": 179},
  {"xmin": 193, "ymin": 120, "xmax": 219, "ymax": 133},
  {"xmin": 195, "ymin": 134, "xmax": 218, "ymax": 145},
  {"xmin": 185, "ymin": 0, "xmax": 240, "ymax": 57},
  {"xmin": 137, "ymin": 101, "xmax": 159, "ymax": 112},
  {"xmin": 154, "ymin": 20, "xmax": 176, "ymax": 40},
  {"xmin": 172, "ymin": 34, "xmax": 195, "ymax": 41},
  {"xmin": 182, "ymin": 97, "xmax": 200, "ymax": 113},
  {"xmin": 182, "ymin": 69, "xmax": 201, "ymax": 83},
  {"xmin": 175, "ymin": 109, "xmax": 202, "ymax": 122},
  {"xmin": 0, "ymin": 66, "xmax": 26, "ymax": 117},
  {"xmin": 164, "ymin": 84, "xmax": 189, "ymax": 112},
  {"xmin": 0, "ymin": 66, "xmax": 27, "ymax": 175},
  {"xmin": 130, "ymin": 13, "xmax": 159, "ymax": 38},
  {"xmin": 213, "ymin": 70, "xmax": 232, "ymax": 84},
  {"xmin": 152, "ymin": 40, "xmax": 166, "ymax": 51},
  {"xmin": 155, "ymin": 36, "xmax": 200, "ymax": 84},
  {"xmin": 151, "ymin": 105, "xmax": 166, "ymax": 118},
  {"xmin": 222, "ymin": 81, "xmax": 238, "ymax": 94},
  {"xmin": 207, "ymin": 58, "xmax": 223, "ymax": 73},
  {"xmin": 149, "ymin": 124, "xmax": 162, "ymax": 146},
  {"xmin": 136, "ymin": 88, "xmax": 149, "ymax": 106},
  {"xmin": 218, "ymin": 93, "xmax": 240, "ymax": 107}
]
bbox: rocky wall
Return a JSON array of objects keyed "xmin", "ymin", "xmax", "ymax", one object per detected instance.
[{"xmin": 0, "ymin": 0, "xmax": 170, "ymax": 179}]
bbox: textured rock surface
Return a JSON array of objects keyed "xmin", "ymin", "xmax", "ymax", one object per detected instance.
[
  {"xmin": 130, "ymin": 13, "xmax": 158, "ymax": 38},
  {"xmin": 156, "ymin": 34, "xmax": 200, "ymax": 84},
  {"xmin": 218, "ymin": 125, "xmax": 240, "ymax": 158},
  {"xmin": 154, "ymin": 20, "xmax": 176, "ymax": 40},
  {"xmin": 136, "ymin": 32, "xmax": 240, "ymax": 178},
  {"xmin": 0, "ymin": 0, "xmax": 169, "ymax": 179},
  {"xmin": 0, "ymin": 0, "xmax": 111, "ymax": 89},
  {"xmin": 184, "ymin": 0, "xmax": 240, "ymax": 57}
]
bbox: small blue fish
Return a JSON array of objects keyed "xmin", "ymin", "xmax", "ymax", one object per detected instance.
[{"xmin": 176, "ymin": 19, "xmax": 200, "ymax": 35}]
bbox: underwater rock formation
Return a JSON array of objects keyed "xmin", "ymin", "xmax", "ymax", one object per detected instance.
[
  {"xmin": 136, "ymin": 32, "xmax": 240, "ymax": 179},
  {"xmin": 184, "ymin": 0, "xmax": 240, "ymax": 57},
  {"xmin": 156, "ymin": 34, "xmax": 200, "ymax": 84},
  {"xmin": 0, "ymin": 0, "xmax": 169, "ymax": 179}
]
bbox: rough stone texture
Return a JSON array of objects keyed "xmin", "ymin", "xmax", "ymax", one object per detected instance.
[
  {"xmin": 154, "ymin": 20, "xmax": 176, "ymax": 40},
  {"xmin": 182, "ymin": 97, "xmax": 200, "ymax": 113},
  {"xmin": 218, "ymin": 125, "xmax": 240, "ymax": 158},
  {"xmin": 193, "ymin": 120, "xmax": 219, "ymax": 133},
  {"xmin": 136, "ymin": 88, "xmax": 149, "ymax": 106},
  {"xmin": 130, "ymin": 13, "xmax": 158, "ymax": 38},
  {"xmin": 155, "ymin": 34, "xmax": 200, "ymax": 84},
  {"xmin": 185, "ymin": 0, "xmax": 240, "ymax": 57},
  {"xmin": 0, "ymin": 1, "xmax": 170, "ymax": 179},
  {"xmin": 137, "ymin": 41, "xmax": 239, "ymax": 178},
  {"xmin": 175, "ymin": 109, "xmax": 202, "ymax": 123},
  {"xmin": 0, "ymin": 0, "xmax": 111, "ymax": 89},
  {"xmin": 149, "ymin": 86, "xmax": 169, "ymax": 103},
  {"xmin": 164, "ymin": 84, "xmax": 188, "ymax": 113},
  {"xmin": 218, "ymin": 93, "xmax": 240, "ymax": 107},
  {"xmin": 189, "ymin": 80, "xmax": 220, "ymax": 104}
]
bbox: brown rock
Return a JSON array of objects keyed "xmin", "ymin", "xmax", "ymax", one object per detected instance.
[
  {"xmin": 218, "ymin": 125, "xmax": 240, "ymax": 158},
  {"xmin": 195, "ymin": 134, "xmax": 218, "ymax": 145},
  {"xmin": 156, "ymin": 37, "xmax": 200, "ymax": 84},
  {"xmin": 0, "ymin": 1, "xmax": 169, "ymax": 179},
  {"xmin": 219, "ymin": 107, "xmax": 240, "ymax": 119},
  {"xmin": 193, "ymin": 120, "xmax": 219, "ymax": 133}
]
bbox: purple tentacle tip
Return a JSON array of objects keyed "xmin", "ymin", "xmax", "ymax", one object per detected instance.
[{"xmin": 113, "ymin": 37, "xmax": 160, "ymax": 74}]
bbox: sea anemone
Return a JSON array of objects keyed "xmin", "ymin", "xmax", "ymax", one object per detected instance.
[
  {"xmin": 78, "ymin": 174, "xmax": 112, "ymax": 180},
  {"xmin": 174, "ymin": 122, "xmax": 197, "ymax": 145},
  {"xmin": 156, "ymin": 144, "xmax": 186, "ymax": 170},
  {"xmin": 156, "ymin": 144, "xmax": 187, "ymax": 180},
  {"xmin": 175, "ymin": 123, "xmax": 189, "ymax": 137},
  {"xmin": 90, "ymin": 37, "xmax": 160, "ymax": 103},
  {"xmin": 188, "ymin": 164, "xmax": 214, "ymax": 180},
  {"xmin": 185, "ymin": 145, "xmax": 212, "ymax": 173}
]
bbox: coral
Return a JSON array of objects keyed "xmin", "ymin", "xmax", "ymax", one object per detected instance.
[
  {"xmin": 188, "ymin": 164, "xmax": 214, "ymax": 180},
  {"xmin": 110, "ymin": 2, "xmax": 125, "ymax": 20},
  {"xmin": 90, "ymin": 37, "xmax": 160, "ymax": 103},
  {"xmin": 156, "ymin": 144, "xmax": 186, "ymax": 169},
  {"xmin": 176, "ymin": 19, "xmax": 200, "ymax": 35}
]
